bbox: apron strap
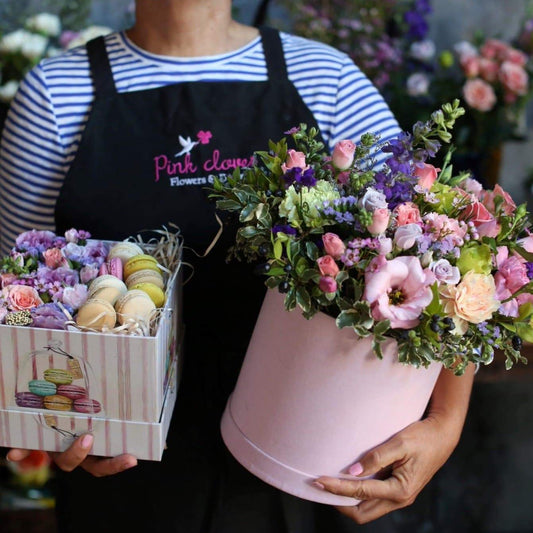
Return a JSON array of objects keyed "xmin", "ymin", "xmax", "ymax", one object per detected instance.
[
  {"xmin": 86, "ymin": 36, "xmax": 116, "ymax": 98},
  {"xmin": 259, "ymin": 26, "xmax": 288, "ymax": 81}
]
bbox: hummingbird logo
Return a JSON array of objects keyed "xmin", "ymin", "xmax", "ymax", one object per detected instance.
[{"xmin": 174, "ymin": 135, "xmax": 199, "ymax": 157}]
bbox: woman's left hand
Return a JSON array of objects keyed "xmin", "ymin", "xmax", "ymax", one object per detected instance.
[
  {"xmin": 315, "ymin": 414, "xmax": 457, "ymax": 524},
  {"xmin": 315, "ymin": 364, "xmax": 476, "ymax": 524}
]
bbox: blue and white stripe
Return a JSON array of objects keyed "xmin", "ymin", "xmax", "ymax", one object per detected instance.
[{"xmin": 0, "ymin": 31, "xmax": 400, "ymax": 253}]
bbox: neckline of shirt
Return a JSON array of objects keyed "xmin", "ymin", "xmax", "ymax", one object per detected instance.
[{"xmin": 116, "ymin": 30, "xmax": 263, "ymax": 68}]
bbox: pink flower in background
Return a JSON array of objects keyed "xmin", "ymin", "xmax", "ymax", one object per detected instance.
[
  {"xmin": 460, "ymin": 55, "xmax": 480, "ymax": 77},
  {"xmin": 281, "ymin": 149, "xmax": 308, "ymax": 173},
  {"xmin": 3, "ymin": 285, "xmax": 43, "ymax": 311},
  {"xmin": 482, "ymin": 184, "xmax": 517, "ymax": 215},
  {"xmin": 479, "ymin": 58, "xmax": 499, "ymax": 82},
  {"xmin": 43, "ymin": 248, "xmax": 69, "ymax": 269},
  {"xmin": 463, "ymin": 78, "xmax": 497, "ymax": 111},
  {"xmin": 317, "ymin": 255, "xmax": 340, "ymax": 277},
  {"xmin": 499, "ymin": 61, "xmax": 528, "ymax": 95},
  {"xmin": 332, "ymin": 140, "xmax": 356, "ymax": 170},
  {"xmin": 322, "ymin": 233, "xmax": 346, "ymax": 260},
  {"xmin": 506, "ymin": 47, "xmax": 528, "ymax": 66},
  {"xmin": 414, "ymin": 163, "xmax": 440, "ymax": 190},
  {"xmin": 1, "ymin": 273, "xmax": 18, "ymax": 288},
  {"xmin": 394, "ymin": 202, "xmax": 422, "ymax": 226},
  {"xmin": 424, "ymin": 213, "xmax": 467, "ymax": 245},
  {"xmin": 363, "ymin": 255, "xmax": 435, "ymax": 329}
]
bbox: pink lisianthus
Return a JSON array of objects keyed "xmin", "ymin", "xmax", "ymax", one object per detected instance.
[
  {"xmin": 481, "ymin": 184, "xmax": 517, "ymax": 216},
  {"xmin": 319, "ymin": 276, "xmax": 337, "ymax": 293},
  {"xmin": 281, "ymin": 149, "xmax": 308, "ymax": 173},
  {"xmin": 43, "ymin": 248, "xmax": 69, "ymax": 269},
  {"xmin": 463, "ymin": 78, "xmax": 497, "ymax": 112},
  {"xmin": 393, "ymin": 223, "xmax": 422, "ymax": 250},
  {"xmin": 367, "ymin": 208, "xmax": 391, "ymax": 235},
  {"xmin": 317, "ymin": 255, "xmax": 340, "ymax": 277},
  {"xmin": 363, "ymin": 256, "xmax": 435, "ymax": 329},
  {"xmin": 331, "ymin": 140, "xmax": 356, "ymax": 170},
  {"xmin": 394, "ymin": 202, "xmax": 422, "ymax": 226},
  {"xmin": 3, "ymin": 285, "xmax": 43, "ymax": 311},
  {"xmin": 61, "ymin": 284, "xmax": 89, "ymax": 311},
  {"xmin": 322, "ymin": 233, "xmax": 346, "ymax": 260},
  {"xmin": 413, "ymin": 163, "xmax": 440, "ymax": 190}
]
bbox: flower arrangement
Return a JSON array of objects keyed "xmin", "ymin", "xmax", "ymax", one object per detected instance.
[
  {"xmin": 209, "ymin": 100, "xmax": 533, "ymax": 376},
  {"xmin": 0, "ymin": 229, "xmax": 108, "ymax": 329},
  {"xmin": 0, "ymin": 12, "xmax": 112, "ymax": 103}
]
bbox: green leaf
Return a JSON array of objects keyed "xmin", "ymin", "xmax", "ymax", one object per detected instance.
[
  {"xmin": 373, "ymin": 320, "xmax": 391, "ymax": 338},
  {"xmin": 216, "ymin": 199, "xmax": 242, "ymax": 211},
  {"xmin": 336, "ymin": 310, "xmax": 358, "ymax": 329},
  {"xmin": 295, "ymin": 257, "xmax": 309, "ymax": 276},
  {"xmin": 273, "ymin": 239, "xmax": 283, "ymax": 260},
  {"xmin": 516, "ymin": 323, "xmax": 533, "ymax": 343},
  {"xmin": 239, "ymin": 226, "xmax": 258, "ymax": 239},
  {"xmin": 296, "ymin": 286, "xmax": 312, "ymax": 312},
  {"xmin": 305, "ymin": 241, "xmax": 319, "ymax": 261}
]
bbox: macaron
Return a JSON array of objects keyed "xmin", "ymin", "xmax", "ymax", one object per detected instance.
[
  {"xmin": 129, "ymin": 282, "xmax": 166, "ymax": 308},
  {"xmin": 76, "ymin": 298, "xmax": 117, "ymax": 331},
  {"xmin": 125, "ymin": 268, "xmax": 165, "ymax": 290},
  {"xmin": 88, "ymin": 275, "xmax": 128, "ymax": 305},
  {"xmin": 115, "ymin": 289, "xmax": 156, "ymax": 325},
  {"xmin": 57, "ymin": 384, "xmax": 88, "ymax": 400},
  {"xmin": 43, "ymin": 368, "xmax": 73, "ymax": 386},
  {"xmin": 73, "ymin": 397, "xmax": 102, "ymax": 414},
  {"xmin": 123, "ymin": 254, "xmax": 162, "ymax": 281},
  {"xmin": 108, "ymin": 256, "xmax": 123, "ymax": 280},
  {"xmin": 28, "ymin": 379, "xmax": 57, "ymax": 397},
  {"xmin": 15, "ymin": 392, "xmax": 44, "ymax": 409},
  {"xmin": 107, "ymin": 242, "xmax": 144, "ymax": 263},
  {"xmin": 44, "ymin": 394, "xmax": 73, "ymax": 411}
]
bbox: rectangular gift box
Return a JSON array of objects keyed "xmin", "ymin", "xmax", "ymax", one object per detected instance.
[{"xmin": 0, "ymin": 254, "xmax": 183, "ymax": 461}]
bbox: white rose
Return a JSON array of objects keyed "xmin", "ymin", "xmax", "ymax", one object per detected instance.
[
  {"xmin": 406, "ymin": 73, "xmax": 430, "ymax": 96},
  {"xmin": 430, "ymin": 259, "xmax": 461, "ymax": 285},
  {"xmin": 454, "ymin": 41, "xmax": 478, "ymax": 59},
  {"xmin": 410, "ymin": 40, "xmax": 436, "ymax": 61},
  {"xmin": 0, "ymin": 29, "xmax": 32, "ymax": 53},
  {"xmin": 0, "ymin": 81, "xmax": 19, "ymax": 103},
  {"xmin": 21, "ymin": 34, "xmax": 48, "ymax": 60},
  {"xmin": 359, "ymin": 187, "xmax": 388, "ymax": 212},
  {"xmin": 393, "ymin": 223, "xmax": 422, "ymax": 250},
  {"xmin": 26, "ymin": 13, "xmax": 61, "ymax": 37},
  {"xmin": 66, "ymin": 26, "xmax": 113, "ymax": 49}
]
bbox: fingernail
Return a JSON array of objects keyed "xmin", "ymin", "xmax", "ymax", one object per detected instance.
[
  {"xmin": 81, "ymin": 434, "xmax": 94, "ymax": 450},
  {"xmin": 312, "ymin": 481, "xmax": 325, "ymax": 490},
  {"xmin": 348, "ymin": 462, "xmax": 363, "ymax": 476}
]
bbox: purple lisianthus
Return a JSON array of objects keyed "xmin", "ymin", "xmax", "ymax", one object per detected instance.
[
  {"xmin": 62, "ymin": 284, "xmax": 88, "ymax": 311},
  {"xmin": 272, "ymin": 225, "xmax": 298, "ymax": 236},
  {"xmin": 80, "ymin": 240, "xmax": 108, "ymax": 266},
  {"xmin": 80, "ymin": 264, "xmax": 99, "ymax": 284},
  {"xmin": 15, "ymin": 230, "xmax": 57, "ymax": 255},
  {"xmin": 30, "ymin": 303, "xmax": 68, "ymax": 330}
]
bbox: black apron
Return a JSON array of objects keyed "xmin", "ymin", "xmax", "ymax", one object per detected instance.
[{"xmin": 52, "ymin": 27, "xmax": 326, "ymax": 533}]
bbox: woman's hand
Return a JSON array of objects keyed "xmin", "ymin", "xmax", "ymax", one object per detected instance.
[
  {"xmin": 315, "ymin": 364, "xmax": 476, "ymax": 524},
  {"xmin": 6, "ymin": 434, "xmax": 137, "ymax": 477}
]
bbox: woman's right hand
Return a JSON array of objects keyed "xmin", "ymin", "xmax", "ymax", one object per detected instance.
[{"xmin": 6, "ymin": 434, "xmax": 137, "ymax": 477}]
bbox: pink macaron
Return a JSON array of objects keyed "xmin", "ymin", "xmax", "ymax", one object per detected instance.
[
  {"xmin": 108, "ymin": 257, "xmax": 123, "ymax": 280},
  {"xmin": 73, "ymin": 397, "xmax": 102, "ymax": 414},
  {"xmin": 57, "ymin": 384, "xmax": 88, "ymax": 400}
]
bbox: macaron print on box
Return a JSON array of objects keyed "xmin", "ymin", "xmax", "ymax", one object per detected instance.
[{"xmin": 0, "ymin": 228, "xmax": 184, "ymax": 461}]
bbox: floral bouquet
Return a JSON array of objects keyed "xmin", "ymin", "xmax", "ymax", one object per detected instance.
[
  {"xmin": 210, "ymin": 99, "xmax": 533, "ymax": 376},
  {"xmin": 0, "ymin": 228, "xmax": 108, "ymax": 330}
]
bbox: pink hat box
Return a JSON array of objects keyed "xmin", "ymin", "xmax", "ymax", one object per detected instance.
[{"xmin": 221, "ymin": 290, "xmax": 443, "ymax": 506}]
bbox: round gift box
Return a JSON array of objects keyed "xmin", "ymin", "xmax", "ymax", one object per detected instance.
[{"xmin": 221, "ymin": 290, "xmax": 443, "ymax": 506}]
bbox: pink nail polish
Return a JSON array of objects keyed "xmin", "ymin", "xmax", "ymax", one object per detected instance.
[
  {"xmin": 312, "ymin": 481, "xmax": 325, "ymax": 490},
  {"xmin": 81, "ymin": 434, "xmax": 93, "ymax": 449},
  {"xmin": 348, "ymin": 462, "xmax": 363, "ymax": 476}
]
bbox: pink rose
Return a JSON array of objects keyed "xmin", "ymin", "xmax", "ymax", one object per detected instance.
[
  {"xmin": 317, "ymin": 255, "xmax": 340, "ymax": 277},
  {"xmin": 363, "ymin": 256, "xmax": 435, "ymax": 329},
  {"xmin": 332, "ymin": 140, "xmax": 356, "ymax": 170},
  {"xmin": 480, "ymin": 39, "xmax": 509, "ymax": 60},
  {"xmin": 499, "ymin": 61, "xmax": 528, "ymax": 95},
  {"xmin": 319, "ymin": 276, "xmax": 337, "ymax": 293},
  {"xmin": 482, "ymin": 184, "xmax": 516, "ymax": 216},
  {"xmin": 414, "ymin": 163, "xmax": 440, "ymax": 190},
  {"xmin": 479, "ymin": 58, "xmax": 499, "ymax": 82},
  {"xmin": 281, "ymin": 149, "xmax": 308, "ymax": 173},
  {"xmin": 394, "ymin": 202, "xmax": 422, "ymax": 226},
  {"xmin": 3, "ymin": 285, "xmax": 43, "ymax": 311},
  {"xmin": 367, "ymin": 208, "xmax": 391, "ymax": 235},
  {"xmin": 460, "ymin": 55, "xmax": 480, "ymax": 77},
  {"xmin": 43, "ymin": 248, "xmax": 69, "ymax": 269},
  {"xmin": 506, "ymin": 47, "xmax": 528, "ymax": 67},
  {"xmin": 460, "ymin": 196, "xmax": 500, "ymax": 237},
  {"xmin": 393, "ymin": 223, "xmax": 422, "ymax": 250},
  {"xmin": 322, "ymin": 233, "xmax": 346, "ymax": 260},
  {"xmin": 463, "ymin": 78, "xmax": 497, "ymax": 112}
]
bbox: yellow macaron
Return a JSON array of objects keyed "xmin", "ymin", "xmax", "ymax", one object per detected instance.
[
  {"xmin": 129, "ymin": 282, "xmax": 166, "ymax": 307},
  {"xmin": 123, "ymin": 254, "xmax": 162, "ymax": 281}
]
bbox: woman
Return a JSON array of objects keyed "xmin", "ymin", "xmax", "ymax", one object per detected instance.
[{"xmin": 2, "ymin": 1, "xmax": 475, "ymax": 531}]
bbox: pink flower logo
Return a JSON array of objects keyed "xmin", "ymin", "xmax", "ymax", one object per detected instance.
[{"xmin": 197, "ymin": 130, "xmax": 212, "ymax": 145}]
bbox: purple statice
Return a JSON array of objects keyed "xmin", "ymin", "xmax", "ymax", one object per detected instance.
[
  {"xmin": 30, "ymin": 303, "xmax": 68, "ymax": 330},
  {"xmin": 283, "ymin": 167, "xmax": 317, "ymax": 188},
  {"xmin": 477, "ymin": 321, "xmax": 490, "ymax": 335},
  {"xmin": 15, "ymin": 230, "xmax": 56, "ymax": 255},
  {"xmin": 526, "ymin": 262, "xmax": 533, "ymax": 279},
  {"xmin": 321, "ymin": 197, "xmax": 358, "ymax": 224},
  {"xmin": 272, "ymin": 225, "xmax": 298, "ymax": 236}
]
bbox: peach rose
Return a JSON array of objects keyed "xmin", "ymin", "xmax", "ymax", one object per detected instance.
[
  {"xmin": 281, "ymin": 149, "xmax": 308, "ymax": 173},
  {"xmin": 3, "ymin": 285, "xmax": 43, "ymax": 311},
  {"xmin": 394, "ymin": 202, "xmax": 422, "ymax": 226},
  {"xmin": 332, "ymin": 140, "xmax": 356, "ymax": 170},
  {"xmin": 367, "ymin": 208, "xmax": 391, "ymax": 235},
  {"xmin": 463, "ymin": 78, "xmax": 497, "ymax": 111},
  {"xmin": 441, "ymin": 271, "xmax": 500, "ymax": 326},
  {"xmin": 43, "ymin": 248, "xmax": 69, "ymax": 269},
  {"xmin": 414, "ymin": 163, "xmax": 440, "ymax": 190},
  {"xmin": 317, "ymin": 255, "xmax": 340, "ymax": 277},
  {"xmin": 322, "ymin": 233, "xmax": 346, "ymax": 260},
  {"xmin": 499, "ymin": 61, "xmax": 528, "ymax": 95}
]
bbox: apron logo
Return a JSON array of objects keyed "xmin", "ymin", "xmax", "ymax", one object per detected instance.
[{"xmin": 153, "ymin": 130, "xmax": 253, "ymax": 186}]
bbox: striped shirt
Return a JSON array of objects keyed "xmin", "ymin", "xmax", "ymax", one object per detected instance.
[{"xmin": 0, "ymin": 30, "xmax": 400, "ymax": 254}]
